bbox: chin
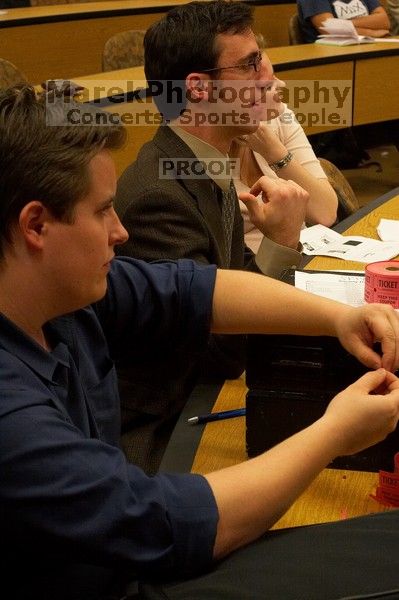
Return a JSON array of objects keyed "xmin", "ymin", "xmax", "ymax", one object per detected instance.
[{"xmin": 85, "ymin": 282, "xmax": 108, "ymax": 307}]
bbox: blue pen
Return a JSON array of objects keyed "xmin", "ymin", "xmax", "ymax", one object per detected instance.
[{"xmin": 187, "ymin": 407, "xmax": 246, "ymax": 425}]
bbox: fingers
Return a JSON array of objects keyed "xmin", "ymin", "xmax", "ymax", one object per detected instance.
[
  {"xmin": 364, "ymin": 304, "xmax": 399, "ymax": 372},
  {"xmin": 379, "ymin": 309, "xmax": 399, "ymax": 372},
  {"xmin": 238, "ymin": 191, "xmax": 265, "ymax": 225},
  {"xmin": 349, "ymin": 369, "xmax": 399, "ymax": 397},
  {"xmin": 247, "ymin": 176, "xmax": 307, "ymax": 201},
  {"xmin": 234, "ymin": 135, "xmax": 249, "ymax": 147},
  {"xmin": 350, "ymin": 368, "xmax": 388, "ymax": 393},
  {"xmin": 385, "ymin": 370, "xmax": 399, "ymax": 391},
  {"xmin": 247, "ymin": 175, "xmax": 279, "ymax": 198},
  {"xmin": 240, "ymin": 176, "xmax": 308, "ymax": 248},
  {"xmin": 340, "ymin": 304, "xmax": 399, "ymax": 373},
  {"xmin": 356, "ymin": 344, "xmax": 383, "ymax": 370}
]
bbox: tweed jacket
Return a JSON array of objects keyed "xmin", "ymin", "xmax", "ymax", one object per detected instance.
[
  {"xmin": 114, "ymin": 126, "xmax": 259, "ymax": 472},
  {"xmin": 116, "ymin": 125, "xmax": 256, "ymax": 271}
]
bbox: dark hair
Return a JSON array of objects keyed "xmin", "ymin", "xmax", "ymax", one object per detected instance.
[
  {"xmin": 0, "ymin": 85, "xmax": 126, "ymax": 259},
  {"xmin": 144, "ymin": 0, "xmax": 253, "ymax": 119}
]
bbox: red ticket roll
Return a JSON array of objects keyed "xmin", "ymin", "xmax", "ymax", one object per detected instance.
[{"xmin": 365, "ymin": 260, "xmax": 399, "ymax": 308}]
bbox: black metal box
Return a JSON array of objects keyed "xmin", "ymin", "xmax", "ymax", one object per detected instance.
[{"xmin": 246, "ymin": 334, "xmax": 399, "ymax": 471}]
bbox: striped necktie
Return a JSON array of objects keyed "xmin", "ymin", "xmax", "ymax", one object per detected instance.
[{"xmin": 221, "ymin": 179, "xmax": 236, "ymax": 265}]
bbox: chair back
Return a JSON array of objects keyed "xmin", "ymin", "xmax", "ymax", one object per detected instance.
[
  {"xmin": 102, "ymin": 30, "xmax": 146, "ymax": 72},
  {"xmin": 288, "ymin": 14, "xmax": 307, "ymax": 45},
  {"xmin": 318, "ymin": 157, "xmax": 360, "ymax": 221},
  {"xmin": 0, "ymin": 59, "xmax": 27, "ymax": 90}
]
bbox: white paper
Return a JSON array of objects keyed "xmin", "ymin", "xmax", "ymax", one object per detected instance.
[
  {"xmin": 318, "ymin": 18, "xmax": 374, "ymax": 41},
  {"xmin": 300, "ymin": 224, "xmax": 399, "ymax": 263},
  {"xmin": 0, "ymin": 10, "xmax": 8, "ymax": 14},
  {"xmin": 377, "ymin": 218, "xmax": 399, "ymax": 242},
  {"xmin": 320, "ymin": 18, "xmax": 366, "ymax": 36},
  {"xmin": 295, "ymin": 271, "xmax": 365, "ymax": 306},
  {"xmin": 315, "ymin": 36, "xmax": 373, "ymax": 45},
  {"xmin": 317, "ymin": 17, "xmax": 399, "ymax": 44}
]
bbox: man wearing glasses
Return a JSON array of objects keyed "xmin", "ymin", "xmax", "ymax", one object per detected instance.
[{"xmin": 114, "ymin": 0, "xmax": 311, "ymax": 473}]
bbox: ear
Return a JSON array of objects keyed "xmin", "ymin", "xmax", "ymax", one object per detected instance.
[
  {"xmin": 185, "ymin": 73, "xmax": 211, "ymax": 102},
  {"xmin": 18, "ymin": 201, "xmax": 52, "ymax": 251}
]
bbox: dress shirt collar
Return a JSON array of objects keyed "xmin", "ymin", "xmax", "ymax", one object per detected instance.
[
  {"xmin": 171, "ymin": 125, "xmax": 231, "ymax": 193},
  {"xmin": 0, "ymin": 312, "xmax": 70, "ymax": 383}
]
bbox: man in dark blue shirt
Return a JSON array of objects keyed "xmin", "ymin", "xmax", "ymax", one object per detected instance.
[{"xmin": 1, "ymin": 85, "xmax": 399, "ymax": 600}]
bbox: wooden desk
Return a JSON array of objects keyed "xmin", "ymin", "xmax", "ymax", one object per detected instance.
[
  {"xmin": 0, "ymin": 0, "xmax": 296, "ymax": 83},
  {"xmin": 269, "ymin": 42, "xmax": 399, "ymax": 130},
  {"xmin": 161, "ymin": 188, "xmax": 399, "ymax": 530}
]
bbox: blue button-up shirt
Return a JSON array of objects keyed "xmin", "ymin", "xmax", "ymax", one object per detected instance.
[{"xmin": 0, "ymin": 257, "xmax": 218, "ymax": 595}]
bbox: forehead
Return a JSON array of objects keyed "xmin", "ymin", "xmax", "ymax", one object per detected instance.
[{"xmin": 214, "ymin": 30, "xmax": 273, "ymax": 75}]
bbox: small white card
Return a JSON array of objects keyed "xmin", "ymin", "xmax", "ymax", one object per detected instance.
[{"xmin": 377, "ymin": 218, "xmax": 399, "ymax": 242}]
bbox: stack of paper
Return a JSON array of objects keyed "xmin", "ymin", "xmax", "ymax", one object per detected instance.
[
  {"xmin": 300, "ymin": 224, "xmax": 399, "ymax": 263},
  {"xmin": 316, "ymin": 18, "xmax": 396, "ymax": 45}
]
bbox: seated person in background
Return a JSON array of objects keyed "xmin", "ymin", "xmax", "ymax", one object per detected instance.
[
  {"xmin": 231, "ymin": 104, "xmax": 337, "ymax": 252},
  {"xmin": 1, "ymin": 84, "xmax": 399, "ymax": 600},
  {"xmin": 387, "ymin": 0, "xmax": 399, "ymax": 34},
  {"xmin": 115, "ymin": 0, "xmax": 312, "ymax": 472},
  {"xmin": 297, "ymin": 0, "xmax": 390, "ymax": 42}
]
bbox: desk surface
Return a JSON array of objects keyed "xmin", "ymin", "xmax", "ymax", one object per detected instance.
[{"xmin": 161, "ymin": 188, "xmax": 399, "ymax": 530}]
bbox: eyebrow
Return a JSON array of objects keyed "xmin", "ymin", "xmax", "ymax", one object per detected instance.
[
  {"xmin": 98, "ymin": 197, "xmax": 115, "ymax": 210},
  {"xmin": 237, "ymin": 50, "xmax": 261, "ymax": 64}
]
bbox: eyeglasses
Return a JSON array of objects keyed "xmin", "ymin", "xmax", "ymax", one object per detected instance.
[{"xmin": 200, "ymin": 51, "xmax": 263, "ymax": 74}]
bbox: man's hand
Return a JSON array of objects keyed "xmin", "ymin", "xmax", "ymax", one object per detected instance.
[
  {"xmin": 239, "ymin": 175, "xmax": 309, "ymax": 249},
  {"xmin": 322, "ymin": 369, "xmax": 399, "ymax": 456},
  {"xmin": 333, "ymin": 303, "xmax": 399, "ymax": 372}
]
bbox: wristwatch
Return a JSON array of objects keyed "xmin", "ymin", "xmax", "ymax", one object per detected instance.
[{"xmin": 269, "ymin": 151, "xmax": 293, "ymax": 172}]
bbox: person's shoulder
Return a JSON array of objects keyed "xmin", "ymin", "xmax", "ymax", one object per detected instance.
[{"xmin": 0, "ymin": 348, "xmax": 53, "ymax": 417}]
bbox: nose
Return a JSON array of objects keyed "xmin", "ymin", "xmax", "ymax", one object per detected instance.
[
  {"xmin": 109, "ymin": 208, "xmax": 129, "ymax": 246},
  {"xmin": 255, "ymin": 54, "xmax": 270, "ymax": 79},
  {"xmin": 254, "ymin": 58, "xmax": 275, "ymax": 88}
]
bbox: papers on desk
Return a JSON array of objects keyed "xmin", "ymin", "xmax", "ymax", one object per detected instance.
[
  {"xmin": 295, "ymin": 270, "xmax": 365, "ymax": 306},
  {"xmin": 316, "ymin": 18, "xmax": 397, "ymax": 45},
  {"xmin": 0, "ymin": 10, "xmax": 8, "ymax": 14},
  {"xmin": 300, "ymin": 224, "xmax": 399, "ymax": 263}
]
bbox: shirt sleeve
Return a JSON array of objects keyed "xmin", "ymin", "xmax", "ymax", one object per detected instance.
[
  {"xmin": 366, "ymin": 0, "xmax": 383, "ymax": 12},
  {"xmin": 0, "ymin": 381, "xmax": 218, "ymax": 577},
  {"xmin": 96, "ymin": 257, "xmax": 217, "ymax": 362},
  {"xmin": 298, "ymin": 0, "xmax": 336, "ymax": 20},
  {"xmin": 255, "ymin": 236, "xmax": 302, "ymax": 278}
]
